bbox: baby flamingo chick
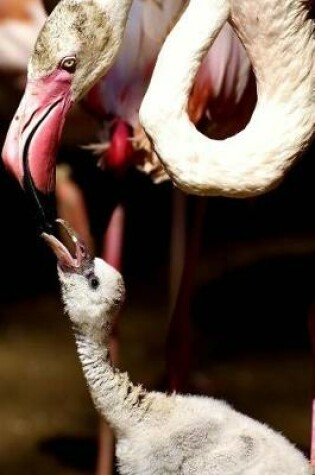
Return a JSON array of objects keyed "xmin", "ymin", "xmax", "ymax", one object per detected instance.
[{"xmin": 43, "ymin": 220, "xmax": 311, "ymax": 475}]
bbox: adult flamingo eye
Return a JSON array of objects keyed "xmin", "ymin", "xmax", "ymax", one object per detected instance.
[{"xmin": 60, "ymin": 56, "xmax": 77, "ymax": 73}]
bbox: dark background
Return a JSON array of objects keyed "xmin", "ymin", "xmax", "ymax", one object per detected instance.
[{"xmin": 1, "ymin": 132, "xmax": 314, "ymax": 355}]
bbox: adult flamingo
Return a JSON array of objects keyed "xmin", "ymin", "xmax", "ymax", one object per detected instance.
[{"xmin": 2, "ymin": 0, "xmax": 314, "ymax": 204}]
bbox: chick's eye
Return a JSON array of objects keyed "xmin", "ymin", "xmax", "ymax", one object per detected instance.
[
  {"xmin": 89, "ymin": 276, "xmax": 100, "ymax": 290},
  {"xmin": 60, "ymin": 56, "xmax": 77, "ymax": 73}
]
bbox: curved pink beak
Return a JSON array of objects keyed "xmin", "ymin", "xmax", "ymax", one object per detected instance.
[{"xmin": 2, "ymin": 70, "xmax": 73, "ymax": 229}]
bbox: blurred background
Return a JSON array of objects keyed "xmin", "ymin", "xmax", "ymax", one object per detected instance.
[{"xmin": 0, "ymin": 1, "xmax": 314, "ymax": 474}]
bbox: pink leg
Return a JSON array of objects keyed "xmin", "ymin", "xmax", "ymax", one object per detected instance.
[
  {"xmin": 169, "ymin": 189, "xmax": 187, "ymax": 314},
  {"xmin": 101, "ymin": 203, "xmax": 125, "ymax": 365},
  {"xmin": 55, "ymin": 165, "xmax": 94, "ymax": 252},
  {"xmin": 166, "ymin": 194, "xmax": 207, "ymax": 392},
  {"xmin": 96, "ymin": 204, "xmax": 125, "ymax": 475},
  {"xmin": 96, "ymin": 419, "xmax": 115, "ymax": 475},
  {"xmin": 308, "ymin": 303, "xmax": 315, "ymax": 468}
]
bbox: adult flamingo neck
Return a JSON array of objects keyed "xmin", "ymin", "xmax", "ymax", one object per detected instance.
[
  {"xmin": 71, "ymin": 0, "xmax": 134, "ymax": 102},
  {"xmin": 140, "ymin": 0, "xmax": 315, "ymax": 197}
]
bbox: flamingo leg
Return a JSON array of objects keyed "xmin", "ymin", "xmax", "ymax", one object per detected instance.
[
  {"xmin": 96, "ymin": 203, "xmax": 125, "ymax": 475},
  {"xmin": 308, "ymin": 303, "xmax": 315, "ymax": 470},
  {"xmin": 166, "ymin": 193, "xmax": 207, "ymax": 393},
  {"xmin": 55, "ymin": 165, "xmax": 94, "ymax": 252},
  {"xmin": 96, "ymin": 417, "xmax": 116, "ymax": 475},
  {"xmin": 169, "ymin": 189, "xmax": 187, "ymax": 315}
]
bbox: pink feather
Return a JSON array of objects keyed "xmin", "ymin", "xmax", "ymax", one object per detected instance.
[
  {"xmin": 188, "ymin": 23, "xmax": 254, "ymax": 133},
  {"xmin": 89, "ymin": 5, "xmax": 254, "ymax": 143},
  {"xmin": 96, "ymin": 0, "xmax": 187, "ymax": 127}
]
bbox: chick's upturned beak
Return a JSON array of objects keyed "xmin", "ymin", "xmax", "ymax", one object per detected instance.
[{"xmin": 42, "ymin": 219, "xmax": 92, "ymax": 271}]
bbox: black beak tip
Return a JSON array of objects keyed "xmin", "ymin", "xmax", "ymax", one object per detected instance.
[
  {"xmin": 38, "ymin": 217, "xmax": 56, "ymax": 235},
  {"xmin": 23, "ymin": 176, "xmax": 57, "ymax": 236}
]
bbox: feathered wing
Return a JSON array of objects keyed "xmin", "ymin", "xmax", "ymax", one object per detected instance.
[
  {"xmin": 98, "ymin": 6, "xmax": 254, "ymax": 132},
  {"xmin": 89, "ymin": 2, "xmax": 255, "ymax": 180},
  {"xmin": 188, "ymin": 22, "xmax": 255, "ymax": 136},
  {"xmin": 99, "ymin": 0, "xmax": 188, "ymax": 126}
]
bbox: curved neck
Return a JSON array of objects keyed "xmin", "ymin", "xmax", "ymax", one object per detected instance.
[
  {"xmin": 74, "ymin": 328, "xmax": 150, "ymax": 438},
  {"xmin": 140, "ymin": 0, "xmax": 315, "ymax": 197}
]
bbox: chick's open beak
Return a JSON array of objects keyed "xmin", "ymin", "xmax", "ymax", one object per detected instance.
[{"xmin": 42, "ymin": 219, "xmax": 91, "ymax": 271}]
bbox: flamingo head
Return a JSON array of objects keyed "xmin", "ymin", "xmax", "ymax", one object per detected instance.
[{"xmin": 2, "ymin": 0, "xmax": 123, "ymax": 230}]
